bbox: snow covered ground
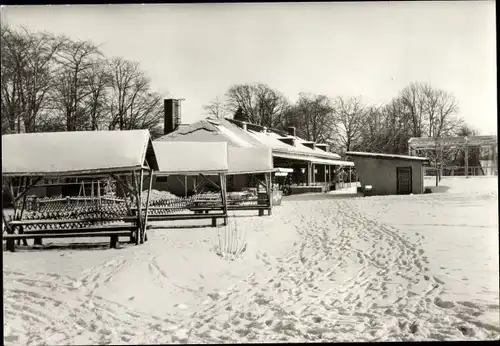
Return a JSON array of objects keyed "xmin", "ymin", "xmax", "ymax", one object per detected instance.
[{"xmin": 3, "ymin": 177, "xmax": 499, "ymax": 344}]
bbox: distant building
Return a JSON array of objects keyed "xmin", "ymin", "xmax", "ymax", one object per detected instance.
[
  {"xmin": 345, "ymin": 152, "xmax": 430, "ymax": 195},
  {"xmin": 155, "ymin": 99, "xmax": 354, "ymax": 195}
]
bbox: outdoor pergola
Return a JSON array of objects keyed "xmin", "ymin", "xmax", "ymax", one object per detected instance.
[
  {"xmin": 1, "ymin": 130, "xmax": 159, "ymax": 250},
  {"xmin": 151, "ymin": 141, "xmax": 230, "ymax": 225},
  {"xmin": 226, "ymin": 146, "xmax": 275, "ymax": 215},
  {"xmin": 408, "ymin": 135, "xmax": 498, "ymax": 177}
]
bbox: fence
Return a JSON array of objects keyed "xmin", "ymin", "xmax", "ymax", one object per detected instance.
[{"xmin": 424, "ymin": 165, "xmax": 498, "ymax": 177}]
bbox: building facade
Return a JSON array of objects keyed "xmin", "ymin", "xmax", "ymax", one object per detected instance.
[{"xmin": 346, "ymin": 152, "xmax": 430, "ymax": 195}]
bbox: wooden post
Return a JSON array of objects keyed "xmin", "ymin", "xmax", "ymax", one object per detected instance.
[
  {"xmin": 328, "ymin": 165, "xmax": 331, "ymax": 188},
  {"xmin": 220, "ymin": 173, "xmax": 228, "ymax": 226},
  {"xmin": 323, "ymin": 165, "xmax": 327, "ymax": 191},
  {"xmin": 464, "ymin": 139, "xmax": 469, "ymax": 178},
  {"xmin": 265, "ymin": 171, "xmax": 273, "ymax": 216},
  {"xmin": 143, "ymin": 168, "xmax": 154, "ymax": 243},
  {"xmin": 492, "ymin": 145, "xmax": 497, "ymax": 176},
  {"xmin": 132, "ymin": 171, "xmax": 142, "ymax": 245},
  {"xmin": 18, "ymin": 177, "xmax": 29, "ymax": 246},
  {"xmin": 307, "ymin": 162, "xmax": 312, "ymax": 186}
]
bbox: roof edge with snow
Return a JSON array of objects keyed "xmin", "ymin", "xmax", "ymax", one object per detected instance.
[
  {"xmin": 345, "ymin": 151, "xmax": 430, "ymax": 162},
  {"xmin": 2, "ymin": 130, "xmax": 159, "ymax": 177}
]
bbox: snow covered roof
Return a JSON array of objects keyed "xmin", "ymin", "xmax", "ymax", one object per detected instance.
[
  {"xmin": 346, "ymin": 151, "xmax": 430, "ymax": 162},
  {"xmin": 227, "ymin": 147, "xmax": 274, "ymax": 174},
  {"xmin": 156, "ymin": 116, "xmax": 344, "ymax": 163},
  {"xmin": 273, "ymin": 152, "xmax": 354, "ymax": 166},
  {"xmin": 156, "ymin": 117, "xmax": 264, "ymax": 148},
  {"xmin": 408, "ymin": 135, "xmax": 497, "ymax": 149},
  {"xmin": 153, "ymin": 141, "xmax": 228, "ymax": 175},
  {"xmin": 1, "ymin": 130, "xmax": 159, "ymax": 177},
  {"xmin": 245, "ymin": 129, "xmax": 342, "ymax": 160}
]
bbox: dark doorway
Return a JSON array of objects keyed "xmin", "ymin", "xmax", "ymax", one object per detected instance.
[{"xmin": 396, "ymin": 167, "xmax": 412, "ymax": 194}]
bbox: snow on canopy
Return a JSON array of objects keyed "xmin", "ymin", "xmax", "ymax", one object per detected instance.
[
  {"xmin": 153, "ymin": 141, "xmax": 228, "ymax": 175},
  {"xmin": 1, "ymin": 130, "xmax": 158, "ymax": 177},
  {"xmin": 227, "ymin": 146, "xmax": 274, "ymax": 174},
  {"xmin": 346, "ymin": 151, "xmax": 430, "ymax": 162}
]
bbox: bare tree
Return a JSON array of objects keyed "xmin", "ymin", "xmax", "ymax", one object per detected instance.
[
  {"xmin": 1, "ymin": 26, "xmax": 64, "ymax": 133},
  {"xmin": 399, "ymin": 82, "xmax": 428, "ymax": 138},
  {"xmin": 83, "ymin": 58, "xmax": 111, "ymax": 130},
  {"xmin": 331, "ymin": 96, "xmax": 365, "ymax": 153},
  {"xmin": 52, "ymin": 38, "xmax": 102, "ymax": 131},
  {"xmin": 203, "ymin": 96, "xmax": 227, "ymax": 119},
  {"xmin": 284, "ymin": 93, "xmax": 335, "ymax": 143},
  {"xmin": 107, "ymin": 57, "xmax": 164, "ymax": 131},
  {"xmin": 225, "ymin": 83, "xmax": 289, "ymax": 128}
]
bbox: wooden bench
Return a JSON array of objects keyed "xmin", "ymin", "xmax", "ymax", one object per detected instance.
[
  {"xmin": 3, "ymin": 218, "xmax": 140, "ymax": 252},
  {"xmin": 147, "ymin": 213, "xmax": 227, "ymax": 227},
  {"xmin": 190, "ymin": 204, "xmax": 271, "ymax": 216}
]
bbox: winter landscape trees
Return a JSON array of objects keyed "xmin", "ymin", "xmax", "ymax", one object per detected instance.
[
  {"xmin": 1, "ymin": 26, "xmax": 165, "ymax": 136},
  {"xmin": 1, "ymin": 25, "xmax": 479, "ymax": 165}
]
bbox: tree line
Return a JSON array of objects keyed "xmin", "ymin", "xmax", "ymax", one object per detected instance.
[
  {"xmin": 2, "ymin": 26, "xmax": 483, "ymax": 172},
  {"xmin": 204, "ymin": 82, "xmax": 483, "ymax": 172},
  {"xmin": 1, "ymin": 26, "xmax": 166, "ymax": 137}
]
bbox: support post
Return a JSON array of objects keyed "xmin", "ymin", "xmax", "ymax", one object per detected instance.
[
  {"xmin": 492, "ymin": 145, "xmax": 497, "ymax": 176},
  {"xmin": 265, "ymin": 171, "xmax": 273, "ymax": 216},
  {"xmin": 143, "ymin": 169, "xmax": 154, "ymax": 243},
  {"xmin": 307, "ymin": 162, "xmax": 312, "ymax": 186},
  {"xmin": 323, "ymin": 165, "xmax": 327, "ymax": 190},
  {"xmin": 18, "ymin": 177, "xmax": 29, "ymax": 246},
  {"xmin": 132, "ymin": 171, "xmax": 142, "ymax": 245},
  {"xmin": 219, "ymin": 173, "xmax": 228, "ymax": 226},
  {"xmin": 328, "ymin": 165, "xmax": 332, "ymax": 187},
  {"xmin": 110, "ymin": 235, "xmax": 118, "ymax": 249},
  {"xmin": 464, "ymin": 140, "xmax": 469, "ymax": 178}
]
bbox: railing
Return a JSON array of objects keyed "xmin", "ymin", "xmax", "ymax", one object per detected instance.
[{"xmin": 425, "ymin": 165, "xmax": 498, "ymax": 177}]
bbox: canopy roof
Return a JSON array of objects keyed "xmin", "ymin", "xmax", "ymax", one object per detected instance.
[
  {"xmin": 274, "ymin": 152, "xmax": 354, "ymax": 166},
  {"xmin": 227, "ymin": 147, "xmax": 274, "ymax": 174},
  {"xmin": 153, "ymin": 141, "xmax": 228, "ymax": 175},
  {"xmin": 2, "ymin": 130, "xmax": 158, "ymax": 177},
  {"xmin": 346, "ymin": 151, "xmax": 429, "ymax": 162},
  {"xmin": 408, "ymin": 135, "xmax": 497, "ymax": 149}
]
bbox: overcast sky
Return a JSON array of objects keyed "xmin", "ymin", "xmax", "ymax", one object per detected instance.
[{"xmin": 2, "ymin": 2, "xmax": 497, "ymax": 135}]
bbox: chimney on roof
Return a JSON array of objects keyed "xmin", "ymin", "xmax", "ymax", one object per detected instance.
[
  {"xmin": 316, "ymin": 144, "xmax": 328, "ymax": 152},
  {"xmin": 164, "ymin": 98, "xmax": 183, "ymax": 135},
  {"xmin": 303, "ymin": 142, "xmax": 316, "ymax": 150},
  {"xmin": 287, "ymin": 126, "xmax": 296, "ymax": 137},
  {"xmin": 279, "ymin": 137, "xmax": 295, "ymax": 146}
]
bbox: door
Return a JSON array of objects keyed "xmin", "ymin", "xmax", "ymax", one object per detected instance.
[{"xmin": 397, "ymin": 167, "xmax": 412, "ymax": 194}]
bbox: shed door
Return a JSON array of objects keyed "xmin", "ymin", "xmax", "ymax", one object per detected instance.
[{"xmin": 397, "ymin": 167, "xmax": 412, "ymax": 194}]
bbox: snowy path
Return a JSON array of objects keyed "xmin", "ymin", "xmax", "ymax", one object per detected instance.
[{"xmin": 3, "ymin": 178, "xmax": 499, "ymax": 344}]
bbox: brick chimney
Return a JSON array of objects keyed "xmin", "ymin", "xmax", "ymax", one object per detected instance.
[
  {"xmin": 287, "ymin": 126, "xmax": 296, "ymax": 137},
  {"xmin": 164, "ymin": 99, "xmax": 182, "ymax": 135}
]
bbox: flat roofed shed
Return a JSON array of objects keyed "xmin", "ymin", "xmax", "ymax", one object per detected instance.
[
  {"xmin": 345, "ymin": 151, "xmax": 430, "ymax": 163},
  {"xmin": 1, "ymin": 130, "xmax": 159, "ymax": 177}
]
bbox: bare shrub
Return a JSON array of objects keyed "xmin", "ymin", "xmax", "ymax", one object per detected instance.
[{"xmin": 212, "ymin": 215, "xmax": 247, "ymax": 261}]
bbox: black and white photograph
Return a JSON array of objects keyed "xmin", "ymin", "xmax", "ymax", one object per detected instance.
[{"xmin": 1, "ymin": 2, "xmax": 498, "ymax": 344}]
